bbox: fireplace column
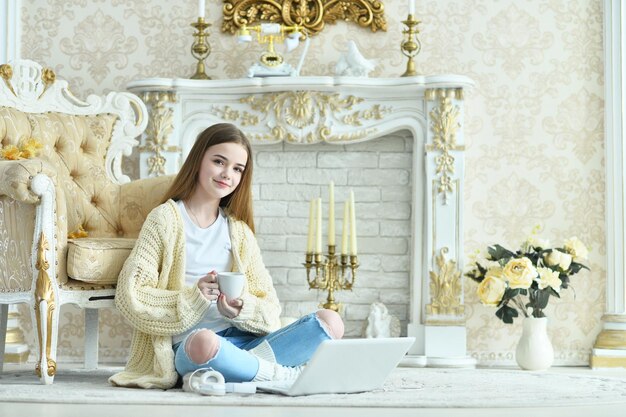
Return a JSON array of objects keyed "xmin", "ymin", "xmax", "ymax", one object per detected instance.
[{"xmin": 404, "ymin": 88, "xmax": 475, "ymax": 367}]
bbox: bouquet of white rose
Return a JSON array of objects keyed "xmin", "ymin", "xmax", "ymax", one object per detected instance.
[{"xmin": 465, "ymin": 234, "xmax": 590, "ymax": 324}]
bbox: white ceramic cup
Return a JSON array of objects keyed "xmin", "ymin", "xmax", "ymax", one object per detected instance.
[{"xmin": 217, "ymin": 272, "xmax": 245, "ymax": 300}]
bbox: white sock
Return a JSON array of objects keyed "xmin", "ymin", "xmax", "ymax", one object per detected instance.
[
  {"xmin": 251, "ymin": 357, "xmax": 303, "ymax": 382},
  {"xmin": 249, "ymin": 342, "xmax": 303, "ymax": 382}
]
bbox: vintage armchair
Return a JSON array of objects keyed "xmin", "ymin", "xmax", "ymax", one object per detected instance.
[{"xmin": 0, "ymin": 60, "xmax": 173, "ymax": 384}]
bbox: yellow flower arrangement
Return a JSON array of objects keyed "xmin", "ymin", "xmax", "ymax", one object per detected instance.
[
  {"xmin": 0, "ymin": 145, "xmax": 22, "ymax": 160},
  {"xmin": 466, "ymin": 232, "xmax": 590, "ymax": 324},
  {"xmin": 0, "ymin": 138, "xmax": 43, "ymax": 160}
]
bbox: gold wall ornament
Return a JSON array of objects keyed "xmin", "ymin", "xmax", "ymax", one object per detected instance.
[
  {"xmin": 222, "ymin": 0, "xmax": 387, "ymax": 37},
  {"xmin": 426, "ymin": 247, "xmax": 464, "ymax": 318},
  {"xmin": 426, "ymin": 88, "xmax": 464, "ymax": 205},
  {"xmin": 139, "ymin": 92, "xmax": 177, "ymax": 176},
  {"xmin": 34, "ymin": 232, "xmax": 57, "ymax": 378}
]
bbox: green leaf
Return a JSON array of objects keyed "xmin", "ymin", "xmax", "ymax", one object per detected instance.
[
  {"xmin": 464, "ymin": 271, "xmax": 483, "ymax": 283},
  {"xmin": 496, "ymin": 304, "xmax": 518, "ymax": 324},
  {"xmin": 503, "ymin": 288, "xmax": 521, "ymax": 299},
  {"xmin": 569, "ymin": 262, "xmax": 590, "ymax": 274},
  {"xmin": 487, "ymin": 244, "xmax": 516, "ymax": 261}
]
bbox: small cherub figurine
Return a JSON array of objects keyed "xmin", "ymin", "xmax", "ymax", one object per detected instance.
[
  {"xmin": 363, "ymin": 302, "xmax": 401, "ymax": 338},
  {"xmin": 335, "ymin": 40, "xmax": 376, "ymax": 77}
]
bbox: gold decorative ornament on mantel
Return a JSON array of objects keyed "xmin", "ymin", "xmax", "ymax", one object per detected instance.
[
  {"xmin": 210, "ymin": 90, "xmax": 390, "ymax": 143},
  {"xmin": 138, "ymin": 91, "xmax": 178, "ymax": 176},
  {"xmin": 425, "ymin": 88, "xmax": 464, "ymax": 205},
  {"xmin": 222, "ymin": 0, "xmax": 387, "ymax": 37}
]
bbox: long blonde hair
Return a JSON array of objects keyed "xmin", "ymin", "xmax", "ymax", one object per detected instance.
[{"xmin": 161, "ymin": 123, "xmax": 255, "ymax": 232}]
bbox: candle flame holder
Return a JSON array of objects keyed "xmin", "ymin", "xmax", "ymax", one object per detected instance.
[
  {"xmin": 190, "ymin": 17, "xmax": 212, "ymax": 79},
  {"xmin": 304, "ymin": 245, "xmax": 359, "ymax": 312},
  {"xmin": 400, "ymin": 14, "xmax": 421, "ymax": 77}
]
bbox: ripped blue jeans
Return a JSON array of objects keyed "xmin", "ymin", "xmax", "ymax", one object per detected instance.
[{"xmin": 173, "ymin": 312, "xmax": 331, "ymax": 382}]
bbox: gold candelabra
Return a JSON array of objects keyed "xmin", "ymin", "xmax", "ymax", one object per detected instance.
[
  {"xmin": 304, "ymin": 245, "xmax": 359, "ymax": 312},
  {"xmin": 190, "ymin": 17, "xmax": 212, "ymax": 79},
  {"xmin": 400, "ymin": 14, "xmax": 422, "ymax": 77}
]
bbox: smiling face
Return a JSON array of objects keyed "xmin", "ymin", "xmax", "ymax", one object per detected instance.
[{"xmin": 196, "ymin": 142, "xmax": 249, "ymax": 201}]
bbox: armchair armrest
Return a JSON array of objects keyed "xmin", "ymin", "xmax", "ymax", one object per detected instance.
[
  {"xmin": 118, "ymin": 175, "xmax": 175, "ymax": 237},
  {"xmin": 0, "ymin": 196, "xmax": 35, "ymax": 291},
  {"xmin": 0, "ymin": 158, "xmax": 58, "ymax": 204},
  {"xmin": 0, "ymin": 160, "xmax": 71, "ymax": 285}
]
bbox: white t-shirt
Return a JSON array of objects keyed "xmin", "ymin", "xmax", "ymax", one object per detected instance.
[{"xmin": 173, "ymin": 200, "xmax": 233, "ymax": 344}]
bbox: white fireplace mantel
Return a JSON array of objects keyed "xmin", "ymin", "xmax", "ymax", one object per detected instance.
[{"xmin": 127, "ymin": 75, "xmax": 475, "ymax": 367}]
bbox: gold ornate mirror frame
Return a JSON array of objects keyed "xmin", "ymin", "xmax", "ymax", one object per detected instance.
[{"xmin": 222, "ymin": 0, "xmax": 387, "ymax": 36}]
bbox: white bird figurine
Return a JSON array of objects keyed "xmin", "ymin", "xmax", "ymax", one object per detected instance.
[{"xmin": 335, "ymin": 40, "xmax": 376, "ymax": 77}]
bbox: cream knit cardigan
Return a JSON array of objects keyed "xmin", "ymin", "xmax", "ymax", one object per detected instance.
[{"xmin": 109, "ymin": 200, "xmax": 282, "ymax": 389}]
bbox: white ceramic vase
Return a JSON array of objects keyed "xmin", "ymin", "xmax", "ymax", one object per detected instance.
[{"xmin": 515, "ymin": 317, "xmax": 554, "ymax": 371}]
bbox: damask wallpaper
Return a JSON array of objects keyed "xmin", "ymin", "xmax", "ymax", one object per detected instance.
[{"xmin": 18, "ymin": 0, "xmax": 604, "ymax": 365}]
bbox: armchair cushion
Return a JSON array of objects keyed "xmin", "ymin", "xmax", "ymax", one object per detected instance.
[
  {"xmin": 119, "ymin": 175, "xmax": 175, "ymax": 238},
  {"xmin": 67, "ymin": 238, "xmax": 136, "ymax": 285}
]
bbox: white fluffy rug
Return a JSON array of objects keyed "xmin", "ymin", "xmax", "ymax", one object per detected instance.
[{"xmin": 2, "ymin": 367, "xmax": 626, "ymax": 408}]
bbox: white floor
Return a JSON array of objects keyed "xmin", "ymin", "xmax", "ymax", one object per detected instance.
[
  {"xmin": 2, "ymin": 364, "xmax": 626, "ymax": 417},
  {"xmin": 3, "ymin": 403, "xmax": 626, "ymax": 417}
]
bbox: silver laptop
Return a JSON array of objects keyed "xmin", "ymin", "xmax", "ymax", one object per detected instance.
[{"xmin": 255, "ymin": 337, "xmax": 415, "ymax": 396}]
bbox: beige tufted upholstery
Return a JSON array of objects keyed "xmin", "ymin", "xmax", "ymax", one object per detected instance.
[
  {"xmin": 0, "ymin": 108, "xmax": 175, "ymax": 286},
  {"xmin": 1, "ymin": 108, "xmax": 117, "ymax": 285},
  {"xmin": 0, "ymin": 60, "xmax": 173, "ymax": 384}
]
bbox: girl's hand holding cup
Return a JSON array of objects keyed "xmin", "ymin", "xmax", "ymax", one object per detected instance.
[
  {"xmin": 197, "ymin": 270, "xmax": 220, "ymax": 302},
  {"xmin": 216, "ymin": 272, "xmax": 245, "ymax": 318}
]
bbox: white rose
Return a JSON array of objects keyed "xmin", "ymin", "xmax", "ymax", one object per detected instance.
[
  {"xmin": 564, "ymin": 237, "xmax": 589, "ymax": 262},
  {"xmin": 503, "ymin": 257, "xmax": 536, "ymax": 289},
  {"xmin": 544, "ymin": 249, "xmax": 572, "ymax": 270},
  {"xmin": 536, "ymin": 267, "xmax": 561, "ymax": 293}
]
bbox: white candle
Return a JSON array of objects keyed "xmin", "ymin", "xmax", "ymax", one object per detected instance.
[
  {"xmin": 316, "ymin": 198, "xmax": 322, "ymax": 253},
  {"xmin": 349, "ymin": 190, "xmax": 357, "ymax": 255},
  {"xmin": 408, "ymin": 0, "xmax": 415, "ymax": 16},
  {"xmin": 341, "ymin": 200, "xmax": 349, "ymax": 255},
  {"xmin": 328, "ymin": 181, "xmax": 335, "ymax": 246},
  {"xmin": 307, "ymin": 199, "xmax": 315, "ymax": 253},
  {"xmin": 198, "ymin": 0, "xmax": 206, "ymax": 18}
]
